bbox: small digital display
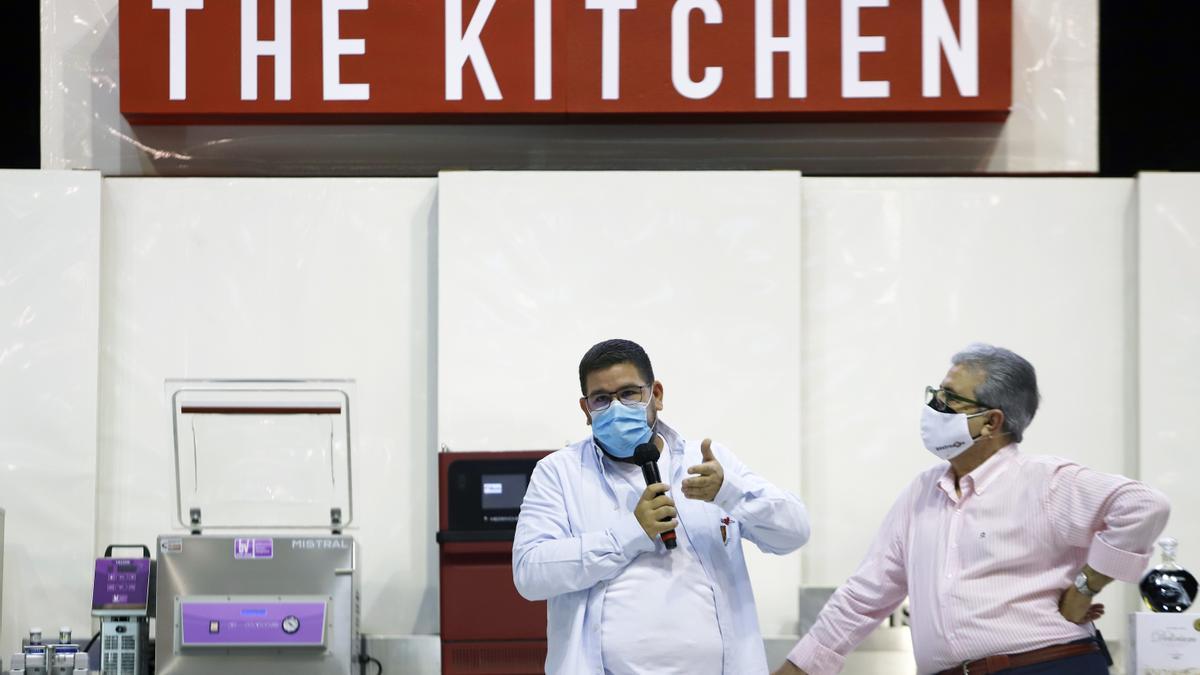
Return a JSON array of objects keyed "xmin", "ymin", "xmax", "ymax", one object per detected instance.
[
  {"xmin": 444, "ymin": 455, "xmax": 546, "ymax": 532},
  {"xmin": 240, "ymin": 608, "xmax": 268, "ymax": 617},
  {"xmin": 91, "ymin": 558, "xmax": 151, "ymax": 612},
  {"xmin": 481, "ymin": 473, "xmax": 527, "ymax": 510}
]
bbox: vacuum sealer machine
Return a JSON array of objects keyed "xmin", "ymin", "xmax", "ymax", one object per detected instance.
[{"xmin": 154, "ymin": 380, "xmax": 361, "ymax": 675}]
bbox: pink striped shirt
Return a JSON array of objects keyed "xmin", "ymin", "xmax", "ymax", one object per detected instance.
[{"xmin": 788, "ymin": 444, "xmax": 1171, "ymax": 675}]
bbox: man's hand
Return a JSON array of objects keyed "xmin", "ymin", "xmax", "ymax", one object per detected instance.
[
  {"xmin": 634, "ymin": 483, "xmax": 677, "ymax": 542},
  {"xmin": 771, "ymin": 661, "xmax": 808, "ymax": 675},
  {"xmin": 683, "ymin": 438, "xmax": 725, "ymax": 502},
  {"xmin": 1059, "ymin": 585, "xmax": 1106, "ymax": 624}
]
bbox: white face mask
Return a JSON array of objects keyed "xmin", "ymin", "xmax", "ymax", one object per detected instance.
[{"xmin": 920, "ymin": 404, "xmax": 988, "ymax": 461}]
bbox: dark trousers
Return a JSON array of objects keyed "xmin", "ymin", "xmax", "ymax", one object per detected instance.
[{"xmin": 997, "ymin": 651, "xmax": 1109, "ymax": 674}]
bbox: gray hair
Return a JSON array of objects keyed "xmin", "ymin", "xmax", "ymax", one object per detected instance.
[{"xmin": 950, "ymin": 343, "xmax": 1040, "ymax": 443}]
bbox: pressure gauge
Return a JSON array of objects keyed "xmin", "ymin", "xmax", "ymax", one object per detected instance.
[{"xmin": 282, "ymin": 616, "xmax": 301, "ymax": 635}]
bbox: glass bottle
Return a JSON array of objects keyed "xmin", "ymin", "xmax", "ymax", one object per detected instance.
[
  {"xmin": 1140, "ymin": 537, "xmax": 1198, "ymax": 613},
  {"xmin": 23, "ymin": 628, "xmax": 46, "ymax": 657}
]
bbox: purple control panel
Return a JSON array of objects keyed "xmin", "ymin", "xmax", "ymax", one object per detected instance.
[
  {"xmin": 91, "ymin": 558, "xmax": 151, "ymax": 611},
  {"xmin": 180, "ymin": 601, "xmax": 327, "ymax": 647}
]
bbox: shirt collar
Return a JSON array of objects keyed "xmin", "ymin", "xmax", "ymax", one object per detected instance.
[
  {"xmin": 938, "ymin": 442, "xmax": 1019, "ymax": 498},
  {"xmin": 589, "ymin": 422, "xmax": 677, "ymax": 498},
  {"xmin": 655, "ymin": 420, "xmax": 685, "ymax": 455}
]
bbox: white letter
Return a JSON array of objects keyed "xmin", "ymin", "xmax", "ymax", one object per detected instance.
[
  {"xmin": 535, "ymin": 0, "xmax": 552, "ymax": 100},
  {"xmin": 755, "ymin": 0, "xmax": 806, "ymax": 99},
  {"xmin": 323, "ymin": 0, "xmax": 370, "ymax": 101},
  {"xmin": 152, "ymin": 0, "xmax": 204, "ymax": 101},
  {"xmin": 672, "ymin": 0, "xmax": 723, "ymax": 100},
  {"xmin": 241, "ymin": 0, "xmax": 292, "ymax": 101},
  {"xmin": 585, "ymin": 0, "xmax": 637, "ymax": 101},
  {"xmin": 922, "ymin": 0, "xmax": 977, "ymax": 97},
  {"xmin": 841, "ymin": 0, "xmax": 889, "ymax": 98},
  {"xmin": 445, "ymin": 0, "xmax": 502, "ymax": 101}
]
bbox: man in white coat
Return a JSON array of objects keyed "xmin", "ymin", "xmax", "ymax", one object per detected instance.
[{"xmin": 513, "ymin": 338, "xmax": 811, "ymax": 674}]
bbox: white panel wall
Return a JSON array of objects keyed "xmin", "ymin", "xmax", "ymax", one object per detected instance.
[
  {"xmin": 438, "ymin": 171, "xmax": 803, "ymax": 635},
  {"xmin": 0, "ymin": 170, "xmax": 101, "ymax": 657},
  {"xmin": 97, "ymin": 178, "xmax": 439, "ymax": 634},
  {"xmin": 1138, "ymin": 173, "xmax": 1200, "ymax": 560},
  {"xmin": 801, "ymin": 177, "xmax": 1138, "ymax": 645},
  {"xmin": 41, "ymin": 0, "xmax": 1096, "ymax": 175}
]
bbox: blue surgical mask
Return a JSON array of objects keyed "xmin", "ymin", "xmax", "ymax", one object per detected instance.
[{"xmin": 591, "ymin": 399, "xmax": 654, "ymax": 458}]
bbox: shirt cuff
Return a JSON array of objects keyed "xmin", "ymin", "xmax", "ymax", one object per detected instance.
[
  {"xmin": 714, "ymin": 468, "xmax": 747, "ymax": 514},
  {"xmin": 1087, "ymin": 533, "xmax": 1153, "ymax": 583},
  {"xmin": 787, "ymin": 634, "xmax": 845, "ymax": 675},
  {"xmin": 611, "ymin": 512, "xmax": 656, "ymax": 557}
]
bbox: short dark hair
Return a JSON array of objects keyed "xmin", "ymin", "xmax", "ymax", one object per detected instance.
[{"xmin": 578, "ymin": 339, "xmax": 655, "ymax": 395}]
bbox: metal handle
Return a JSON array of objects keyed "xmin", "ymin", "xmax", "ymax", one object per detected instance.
[{"xmin": 104, "ymin": 544, "xmax": 151, "ymax": 559}]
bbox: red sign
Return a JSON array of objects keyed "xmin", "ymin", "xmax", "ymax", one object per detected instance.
[{"xmin": 120, "ymin": 0, "xmax": 1011, "ymax": 124}]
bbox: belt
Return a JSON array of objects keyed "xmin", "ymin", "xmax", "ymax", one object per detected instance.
[{"xmin": 933, "ymin": 640, "xmax": 1100, "ymax": 675}]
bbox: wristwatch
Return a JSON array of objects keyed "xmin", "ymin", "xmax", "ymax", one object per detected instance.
[{"xmin": 1074, "ymin": 571, "xmax": 1099, "ymax": 597}]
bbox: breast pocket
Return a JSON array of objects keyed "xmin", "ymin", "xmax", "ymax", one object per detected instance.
[
  {"xmin": 725, "ymin": 516, "xmax": 740, "ymax": 546},
  {"xmin": 702, "ymin": 503, "xmax": 740, "ymax": 550}
]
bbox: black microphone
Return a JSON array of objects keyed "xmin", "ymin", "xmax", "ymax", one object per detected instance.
[{"xmin": 633, "ymin": 442, "xmax": 677, "ymax": 550}]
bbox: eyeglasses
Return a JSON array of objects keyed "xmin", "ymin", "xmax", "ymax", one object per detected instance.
[
  {"xmin": 584, "ymin": 385, "xmax": 651, "ymax": 412},
  {"xmin": 925, "ymin": 386, "xmax": 988, "ymax": 414}
]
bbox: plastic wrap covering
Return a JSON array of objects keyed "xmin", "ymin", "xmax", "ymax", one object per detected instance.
[
  {"xmin": 96, "ymin": 178, "xmax": 438, "ymax": 635},
  {"xmin": 0, "ymin": 170, "xmax": 102, "ymax": 660},
  {"xmin": 1137, "ymin": 174, "xmax": 1200, "ymax": 574},
  {"xmin": 167, "ymin": 380, "xmax": 355, "ymax": 530},
  {"xmin": 800, "ymin": 177, "xmax": 1138, "ymax": 653},
  {"xmin": 438, "ymin": 171, "xmax": 803, "ymax": 635},
  {"xmin": 42, "ymin": 0, "xmax": 1095, "ymax": 176}
]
